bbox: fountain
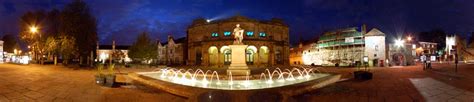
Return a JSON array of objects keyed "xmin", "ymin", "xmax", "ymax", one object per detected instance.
[{"xmin": 128, "ymin": 24, "xmax": 341, "ymax": 101}]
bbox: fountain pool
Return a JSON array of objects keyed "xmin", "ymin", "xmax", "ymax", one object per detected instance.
[
  {"xmin": 129, "ymin": 67, "xmax": 341, "ymax": 101},
  {"xmin": 137, "ymin": 68, "xmax": 330, "ymax": 90}
]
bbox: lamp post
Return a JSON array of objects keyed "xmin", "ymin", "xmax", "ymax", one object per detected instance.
[{"xmin": 30, "ymin": 25, "xmax": 42, "ymax": 63}]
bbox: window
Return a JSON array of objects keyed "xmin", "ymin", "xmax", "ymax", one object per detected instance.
[
  {"xmin": 259, "ymin": 32, "xmax": 267, "ymax": 37},
  {"xmin": 224, "ymin": 50, "xmax": 231, "ymax": 65},
  {"xmin": 211, "ymin": 32, "xmax": 218, "ymax": 37},
  {"xmin": 246, "ymin": 31, "xmax": 254, "ymax": 36},
  {"xmin": 224, "ymin": 31, "xmax": 231, "ymax": 36}
]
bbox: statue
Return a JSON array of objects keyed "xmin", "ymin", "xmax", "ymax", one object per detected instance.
[{"xmin": 233, "ymin": 24, "xmax": 244, "ymax": 44}]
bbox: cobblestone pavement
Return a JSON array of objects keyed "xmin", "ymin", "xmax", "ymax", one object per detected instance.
[
  {"xmin": 0, "ymin": 63, "xmax": 473, "ymax": 102},
  {"xmin": 0, "ymin": 64, "xmax": 185, "ymax": 102}
]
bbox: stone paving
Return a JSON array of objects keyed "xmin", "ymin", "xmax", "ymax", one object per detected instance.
[
  {"xmin": 294, "ymin": 63, "xmax": 474, "ymax": 102},
  {"xmin": 410, "ymin": 78, "xmax": 474, "ymax": 102},
  {"xmin": 0, "ymin": 63, "xmax": 473, "ymax": 102},
  {"xmin": 0, "ymin": 64, "xmax": 184, "ymax": 102}
]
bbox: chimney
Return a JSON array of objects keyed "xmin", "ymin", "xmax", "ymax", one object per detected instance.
[{"xmin": 361, "ymin": 24, "xmax": 367, "ymax": 35}]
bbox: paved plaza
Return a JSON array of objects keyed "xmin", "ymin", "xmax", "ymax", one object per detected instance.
[
  {"xmin": 0, "ymin": 64, "xmax": 184, "ymax": 102},
  {"xmin": 0, "ymin": 63, "xmax": 473, "ymax": 102}
]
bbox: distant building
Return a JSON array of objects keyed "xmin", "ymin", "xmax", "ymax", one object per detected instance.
[
  {"xmin": 301, "ymin": 25, "xmax": 387, "ymax": 67},
  {"xmin": 417, "ymin": 42, "xmax": 437, "ymax": 56},
  {"xmin": 96, "ymin": 44, "xmax": 131, "ymax": 64},
  {"xmin": 186, "ymin": 15, "xmax": 290, "ymax": 67},
  {"xmin": 290, "ymin": 39, "xmax": 315, "ymax": 65},
  {"xmin": 388, "ymin": 43, "xmax": 416, "ymax": 66},
  {"xmin": 156, "ymin": 35, "xmax": 187, "ymax": 65}
]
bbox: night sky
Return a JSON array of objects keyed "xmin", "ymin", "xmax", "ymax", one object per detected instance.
[{"xmin": 1, "ymin": 0, "xmax": 473, "ymax": 46}]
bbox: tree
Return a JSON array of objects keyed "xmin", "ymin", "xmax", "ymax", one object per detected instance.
[
  {"xmin": 44, "ymin": 37, "xmax": 58, "ymax": 56},
  {"xmin": 128, "ymin": 32, "xmax": 157, "ymax": 63},
  {"xmin": 57, "ymin": 36, "xmax": 77, "ymax": 65},
  {"xmin": 59, "ymin": 0, "xmax": 98, "ymax": 65},
  {"xmin": 2, "ymin": 34, "xmax": 20, "ymax": 53}
]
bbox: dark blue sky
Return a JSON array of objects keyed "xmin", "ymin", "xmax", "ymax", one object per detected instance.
[{"xmin": 1, "ymin": 0, "xmax": 473, "ymax": 45}]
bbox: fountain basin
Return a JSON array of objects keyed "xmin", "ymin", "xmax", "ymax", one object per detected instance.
[{"xmin": 129, "ymin": 71, "xmax": 341, "ymax": 101}]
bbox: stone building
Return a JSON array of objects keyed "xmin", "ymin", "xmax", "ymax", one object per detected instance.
[
  {"xmin": 300, "ymin": 25, "xmax": 387, "ymax": 67},
  {"xmin": 388, "ymin": 43, "xmax": 416, "ymax": 66},
  {"xmin": 186, "ymin": 15, "xmax": 290, "ymax": 67},
  {"xmin": 156, "ymin": 35, "xmax": 187, "ymax": 65},
  {"xmin": 363, "ymin": 28, "xmax": 386, "ymax": 67}
]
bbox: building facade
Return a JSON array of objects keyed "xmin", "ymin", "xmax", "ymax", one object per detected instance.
[
  {"xmin": 186, "ymin": 15, "xmax": 290, "ymax": 67},
  {"xmin": 290, "ymin": 41, "xmax": 314, "ymax": 65},
  {"xmin": 156, "ymin": 35, "xmax": 187, "ymax": 65},
  {"xmin": 301, "ymin": 25, "xmax": 387, "ymax": 67},
  {"xmin": 96, "ymin": 45, "xmax": 131, "ymax": 64},
  {"xmin": 388, "ymin": 43, "xmax": 416, "ymax": 66},
  {"xmin": 417, "ymin": 42, "xmax": 437, "ymax": 56}
]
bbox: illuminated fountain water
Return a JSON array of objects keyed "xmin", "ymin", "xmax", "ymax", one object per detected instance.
[{"xmin": 137, "ymin": 67, "xmax": 329, "ymax": 90}]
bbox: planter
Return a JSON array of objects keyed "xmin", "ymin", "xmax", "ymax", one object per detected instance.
[
  {"xmin": 95, "ymin": 75, "xmax": 106, "ymax": 85},
  {"xmin": 353, "ymin": 71, "xmax": 372, "ymax": 80},
  {"xmin": 105, "ymin": 74, "xmax": 116, "ymax": 87}
]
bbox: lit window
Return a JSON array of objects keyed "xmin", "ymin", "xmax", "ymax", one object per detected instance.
[
  {"xmin": 259, "ymin": 32, "xmax": 267, "ymax": 37},
  {"xmin": 211, "ymin": 32, "xmax": 218, "ymax": 37},
  {"xmin": 246, "ymin": 31, "xmax": 254, "ymax": 36},
  {"xmin": 224, "ymin": 32, "xmax": 231, "ymax": 36}
]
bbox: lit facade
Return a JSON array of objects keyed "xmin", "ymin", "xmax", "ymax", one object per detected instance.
[
  {"xmin": 364, "ymin": 28, "xmax": 386, "ymax": 67},
  {"xmin": 96, "ymin": 45, "xmax": 131, "ymax": 63},
  {"xmin": 187, "ymin": 15, "xmax": 290, "ymax": 67},
  {"xmin": 303, "ymin": 27, "xmax": 365, "ymax": 66},
  {"xmin": 290, "ymin": 41, "xmax": 313, "ymax": 65},
  {"xmin": 417, "ymin": 42, "xmax": 437, "ymax": 56},
  {"xmin": 300, "ymin": 26, "xmax": 387, "ymax": 67}
]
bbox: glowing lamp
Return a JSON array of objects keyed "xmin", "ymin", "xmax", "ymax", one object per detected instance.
[{"xmin": 395, "ymin": 39, "xmax": 405, "ymax": 47}]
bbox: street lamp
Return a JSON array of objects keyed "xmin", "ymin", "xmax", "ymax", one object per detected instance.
[
  {"xmin": 30, "ymin": 26, "xmax": 38, "ymax": 34},
  {"xmin": 395, "ymin": 39, "xmax": 405, "ymax": 47},
  {"xmin": 407, "ymin": 36, "xmax": 412, "ymax": 41}
]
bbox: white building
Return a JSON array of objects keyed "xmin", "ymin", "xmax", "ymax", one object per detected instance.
[{"xmin": 364, "ymin": 28, "xmax": 386, "ymax": 66}]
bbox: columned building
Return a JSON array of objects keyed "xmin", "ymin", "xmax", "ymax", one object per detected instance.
[{"xmin": 186, "ymin": 15, "xmax": 290, "ymax": 67}]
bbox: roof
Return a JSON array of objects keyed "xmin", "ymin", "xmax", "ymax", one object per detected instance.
[
  {"xmin": 159, "ymin": 37, "xmax": 186, "ymax": 45},
  {"xmin": 98, "ymin": 45, "xmax": 130, "ymax": 50},
  {"xmin": 365, "ymin": 28, "xmax": 385, "ymax": 36}
]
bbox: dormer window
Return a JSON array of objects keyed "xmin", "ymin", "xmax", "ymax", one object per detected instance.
[
  {"xmin": 259, "ymin": 32, "xmax": 267, "ymax": 37},
  {"xmin": 224, "ymin": 31, "xmax": 231, "ymax": 36},
  {"xmin": 211, "ymin": 32, "xmax": 219, "ymax": 37},
  {"xmin": 246, "ymin": 31, "xmax": 254, "ymax": 37}
]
